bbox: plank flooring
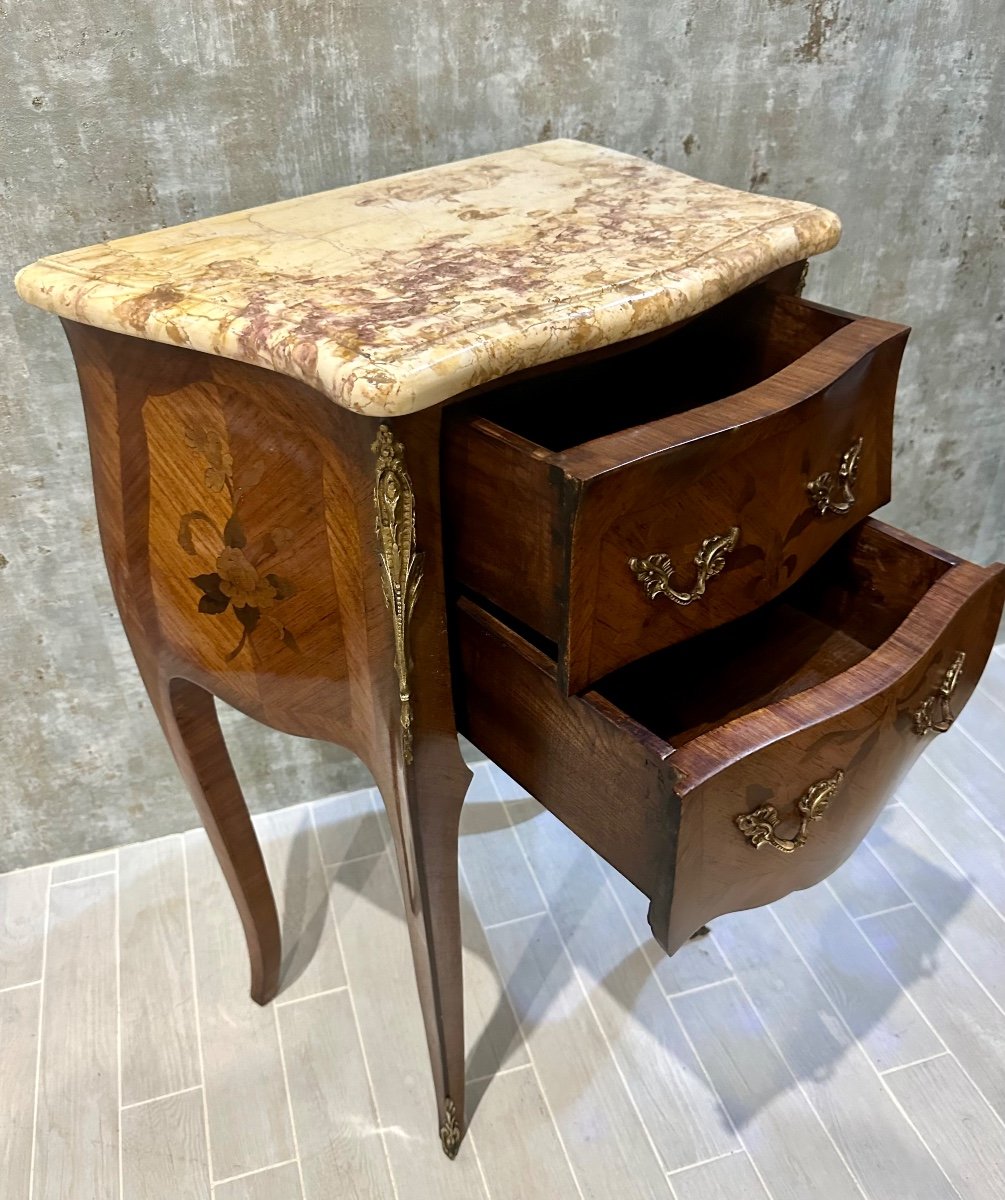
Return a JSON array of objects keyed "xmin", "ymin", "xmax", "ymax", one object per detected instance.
[{"xmin": 0, "ymin": 644, "xmax": 1003, "ymax": 1198}]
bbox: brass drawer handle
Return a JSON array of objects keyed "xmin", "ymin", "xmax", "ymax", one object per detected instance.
[
  {"xmin": 735, "ymin": 769, "xmax": 845, "ymax": 853},
  {"xmin": 629, "ymin": 526, "xmax": 739, "ymax": 605},
  {"xmin": 911, "ymin": 651, "xmax": 965, "ymax": 736},
  {"xmin": 807, "ymin": 436, "xmax": 863, "ymax": 516}
]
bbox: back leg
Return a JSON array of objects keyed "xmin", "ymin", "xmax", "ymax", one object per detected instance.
[{"xmin": 155, "ymin": 675, "xmax": 281, "ymax": 1005}]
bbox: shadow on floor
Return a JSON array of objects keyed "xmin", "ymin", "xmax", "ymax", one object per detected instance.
[{"xmin": 273, "ymin": 792, "xmax": 972, "ymax": 1129}]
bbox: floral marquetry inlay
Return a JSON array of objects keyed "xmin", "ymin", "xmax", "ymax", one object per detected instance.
[{"xmin": 178, "ymin": 426, "xmax": 300, "ymax": 661}]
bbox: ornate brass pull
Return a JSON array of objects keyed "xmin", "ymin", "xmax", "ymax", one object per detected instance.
[
  {"xmin": 911, "ymin": 651, "xmax": 965, "ymax": 736},
  {"xmin": 735, "ymin": 769, "xmax": 845, "ymax": 853},
  {"xmin": 807, "ymin": 437, "xmax": 863, "ymax": 516},
  {"xmin": 629, "ymin": 526, "xmax": 739, "ymax": 605}
]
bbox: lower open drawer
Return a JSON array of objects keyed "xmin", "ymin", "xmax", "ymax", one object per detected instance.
[{"xmin": 452, "ymin": 519, "xmax": 1005, "ymax": 954}]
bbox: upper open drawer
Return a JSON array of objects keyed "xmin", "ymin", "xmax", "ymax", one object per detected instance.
[{"xmin": 444, "ymin": 288, "xmax": 910, "ymax": 692}]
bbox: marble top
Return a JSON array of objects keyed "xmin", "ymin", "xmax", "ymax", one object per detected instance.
[{"xmin": 15, "ymin": 140, "xmax": 840, "ymax": 417}]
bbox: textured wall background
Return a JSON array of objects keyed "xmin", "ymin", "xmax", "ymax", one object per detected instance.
[{"xmin": 1, "ymin": 1, "xmax": 1002, "ymax": 869}]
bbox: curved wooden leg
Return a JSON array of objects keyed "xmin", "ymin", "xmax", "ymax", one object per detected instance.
[
  {"xmin": 375, "ymin": 740, "xmax": 471, "ymax": 1158},
  {"xmin": 154, "ymin": 676, "xmax": 281, "ymax": 1005}
]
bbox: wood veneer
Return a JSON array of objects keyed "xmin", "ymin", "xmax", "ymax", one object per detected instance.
[
  {"xmin": 444, "ymin": 289, "xmax": 909, "ymax": 692},
  {"xmin": 52, "ymin": 273, "xmax": 1003, "ymax": 1163},
  {"xmin": 24, "ymin": 142, "xmax": 1000, "ymax": 1165},
  {"xmin": 63, "ymin": 320, "xmax": 472, "ymax": 1156},
  {"xmin": 452, "ymin": 520, "xmax": 1005, "ymax": 954}
]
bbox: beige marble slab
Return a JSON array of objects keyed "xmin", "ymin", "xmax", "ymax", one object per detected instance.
[{"xmin": 14, "ymin": 140, "xmax": 839, "ymax": 416}]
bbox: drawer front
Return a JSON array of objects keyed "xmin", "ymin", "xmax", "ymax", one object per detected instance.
[
  {"xmin": 660, "ymin": 562, "xmax": 1004, "ymax": 953},
  {"xmin": 562, "ymin": 312, "xmax": 908, "ymax": 690},
  {"xmin": 444, "ymin": 297, "xmax": 909, "ymax": 679},
  {"xmin": 453, "ymin": 522, "xmax": 1005, "ymax": 960}
]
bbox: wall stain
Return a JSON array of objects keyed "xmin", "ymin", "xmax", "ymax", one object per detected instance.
[
  {"xmin": 749, "ymin": 149, "xmax": 771, "ymax": 191},
  {"xmin": 795, "ymin": 0, "xmax": 842, "ymax": 63}
]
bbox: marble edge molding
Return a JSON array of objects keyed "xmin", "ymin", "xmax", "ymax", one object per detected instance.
[{"xmin": 13, "ymin": 139, "xmax": 842, "ymax": 417}]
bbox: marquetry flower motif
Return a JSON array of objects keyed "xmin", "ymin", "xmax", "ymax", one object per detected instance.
[{"xmin": 178, "ymin": 426, "xmax": 300, "ymax": 661}]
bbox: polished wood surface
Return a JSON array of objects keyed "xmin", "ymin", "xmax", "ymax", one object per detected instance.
[
  {"xmin": 453, "ymin": 520, "xmax": 1005, "ymax": 954},
  {"xmin": 445, "ymin": 287, "xmax": 909, "ymax": 692},
  {"xmin": 666, "ymin": 529, "xmax": 1004, "ymax": 949},
  {"xmin": 63, "ymin": 320, "xmax": 472, "ymax": 1152},
  {"xmin": 55, "ymin": 259, "xmax": 1003, "ymax": 1162}
]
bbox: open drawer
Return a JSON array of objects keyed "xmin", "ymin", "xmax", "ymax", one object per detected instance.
[
  {"xmin": 444, "ymin": 288, "xmax": 910, "ymax": 692},
  {"xmin": 452, "ymin": 520, "xmax": 1005, "ymax": 955}
]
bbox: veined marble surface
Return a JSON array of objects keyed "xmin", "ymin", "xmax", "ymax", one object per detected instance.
[{"xmin": 14, "ymin": 139, "xmax": 840, "ymax": 416}]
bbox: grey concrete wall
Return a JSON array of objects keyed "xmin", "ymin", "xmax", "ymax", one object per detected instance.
[{"xmin": 2, "ymin": 1, "xmax": 1002, "ymax": 869}]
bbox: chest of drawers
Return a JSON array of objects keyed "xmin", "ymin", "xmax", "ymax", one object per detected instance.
[{"xmin": 15, "ymin": 139, "xmax": 1003, "ymax": 1160}]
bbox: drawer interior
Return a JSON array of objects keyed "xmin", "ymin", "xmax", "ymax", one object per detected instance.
[
  {"xmin": 580, "ymin": 522, "xmax": 958, "ymax": 749},
  {"xmin": 468, "ymin": 289, "xmax": 852, "ymax": 452}
]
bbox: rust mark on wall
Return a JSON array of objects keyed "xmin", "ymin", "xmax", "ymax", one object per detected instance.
[{"xmin": 795, "ymin": 0, "xmax": 842, "ymax": 63}]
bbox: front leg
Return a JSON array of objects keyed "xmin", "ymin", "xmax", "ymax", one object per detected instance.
[
  {"xmin": 374, "ymin": 737, "xmax": 471, "ymax": 1158},
  {"xmin": 367, "ymin": 415, "xmax": 472, "ymax": 1157}
]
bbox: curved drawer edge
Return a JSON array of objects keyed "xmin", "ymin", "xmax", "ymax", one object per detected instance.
[{"xmin": 652, "ymin": 557, "xmax": 1005, "ymax": 954}]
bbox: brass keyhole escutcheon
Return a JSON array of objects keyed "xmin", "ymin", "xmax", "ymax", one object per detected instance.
[{"xmin": 735, "ymin": 769, "xmax": 845, "ymax": 854}]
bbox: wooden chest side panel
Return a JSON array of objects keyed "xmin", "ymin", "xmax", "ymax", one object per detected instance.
[
  {"xmin": 442, "ymin": 415, "xmax": 565, "ymax": 641},
  {"xmin": 62, "ymin": 322, "xmax": 385, "ymax": 752},
  {"xmin": 452, "ymin": 596, "xmax": 679, "ymax": 917}
]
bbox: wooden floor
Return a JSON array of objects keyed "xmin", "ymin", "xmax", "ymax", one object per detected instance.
[{"xmin": 2, "ymin": 644, "xmax": 1005, "ymax": 1199}]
